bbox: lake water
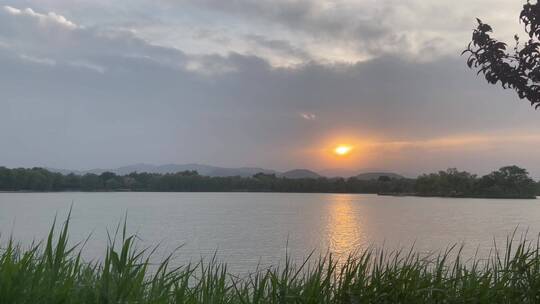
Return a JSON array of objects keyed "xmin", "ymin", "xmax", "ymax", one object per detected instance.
[{"xmin": 0, "ymin": 192, "xmax": 539, "ymax": 273}]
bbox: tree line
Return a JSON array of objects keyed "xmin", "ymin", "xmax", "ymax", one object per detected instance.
[
  {"xmin": 414, "ymin": 166, "xmax": 537, "ymax": 198},
  {"xmin": 0, "ymin": 166, "xmax": 537, "ymax": 198}
]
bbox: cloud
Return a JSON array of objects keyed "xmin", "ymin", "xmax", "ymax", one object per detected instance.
[
  {"xmin": 0, "ymin": 5, "xmax": 190, "ymax": 73},
  {"xmin": 19, "ymin": 53, "xmax": 56, "ymax": 66},
  {"xmin": 11, "ymin": 0, "xmax": 524, "ymax": 66},
  {"xmin": 360, "ymin": 133, "xmax": 540, "ymax": 177},
  {"xmin": 3, "ymin": 5, "xmax": 78, "ymax": 29},
  {"xmin": 245, "ymin": 34, "xmax": 312, "ymax": 64},
  {"xmin": 68, "ymin": 60, "xmax": 106, "ymax": 73},
  {"xmin": 3, "ymin": 5, "xmax": 20, "ymax": 15},
  {"xmin": 300, "ymin": 113, "xmax": 317, "ymax": 120},
  {"xmin": 0, "ymin": 4, "xmax": 539, "ymax": 176},
  {"xmin": 177, "ymin": 0, "xmax": 385, "ymax": 39},
  {"xmin": 160, "ymin": 0, "xmax": 523, "ymax": 64}
]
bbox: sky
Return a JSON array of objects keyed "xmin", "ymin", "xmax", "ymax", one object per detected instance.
[{"xmin": 0, "ymin": 0, "xmax": 539, "ymax": 177}]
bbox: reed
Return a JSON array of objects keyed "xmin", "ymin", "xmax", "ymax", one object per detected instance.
[{"xmin": 2, "ymin": 216, "xmax": 540, "ymax": 303}]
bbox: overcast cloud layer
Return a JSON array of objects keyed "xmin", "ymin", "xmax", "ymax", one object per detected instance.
[{"xmin": 0, "ymin": 0, "xmax": 539, "ymax": 177}]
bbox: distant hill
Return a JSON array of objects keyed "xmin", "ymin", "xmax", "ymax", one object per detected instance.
[
  {"xmin": 319, "ymin": 168, "xmax": 392, "ymax": 178},
  {"xmin": 355, "ymin": 172, "xmax": 404, "ymax": 180},
  {"xmin": 205, "ymin": 166, "xmax": 278, "ymax": 177},
  {"xmin": 318, "ymin": 169, "xmax": 360, "ymax": 178},
  {"xmin": 48, "ymin": 164, "xmax": 278, "ymax": 177},
  {"xmin": 280, "ymin": 169, "xmax": 321, "ymax": 179},
  {"xmin": 47, "ymin": 164, "xmax": 403, "ymax": 180}
]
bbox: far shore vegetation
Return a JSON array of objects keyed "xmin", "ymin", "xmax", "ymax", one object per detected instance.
[
  {"xmin": 0, "ymin": 165, "xmax": 537, "ymax": 199},
  {"xmin": 4, "ymin": 216, "xmax": 540, "ymax": 303}
]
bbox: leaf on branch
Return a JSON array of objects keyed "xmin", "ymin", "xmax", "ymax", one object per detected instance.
[{"xmin": 464, "ymin": 2, "xmax": 540, "ymax": 109}]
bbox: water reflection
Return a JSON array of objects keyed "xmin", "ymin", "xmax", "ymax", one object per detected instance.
[
  {"xmin": 326, "ymin": 194, "xmax": 365, "ymax": 256},
  {"xmin": 2, "ymin": 193, "xmax": 540, "ymax": 273}
]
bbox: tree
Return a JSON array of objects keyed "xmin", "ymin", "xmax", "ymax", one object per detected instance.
[
  {"xmin": 464, "ymin": 1, "xmax": 540, "ymax": 108},
  {"xmin": 27, "ymin": 168, "xmax": 54, "ymax": 191},
  {"xmin": 378, "ymin": 175, "xmax": 392, "ymax": 182},
  {"xmin": 415, "ymin": 168, "xmax": 476, "ymax": 196},
  {"xmin": 63, "ymin": 173, "xmax": 81, "ymax": 190},
  {"xmin": 476, "ymin": 166, "xmax": 536, "ymax": 197},
  {"xmin": 105, "ymin": 178, "xmax": 122, "ymax": 190},
  {"xmin": 0, "ymin": 167, "xmax": 13, "ymax": 190},
  {"xmin": 253, "ymin": 173, "xmax": 277, "ymax": 179},
  {"xmin": 80, "ymin": 174, "xmax": 102, "ymax": 191},
  {"xmin": 99, "ymin": 171, "xmax": 116, "ymax": 181}
]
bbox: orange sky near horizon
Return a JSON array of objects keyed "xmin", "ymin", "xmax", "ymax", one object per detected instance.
[{"xmin": 291, "ymin": 131, "xmax": 540, "ymax": 177}]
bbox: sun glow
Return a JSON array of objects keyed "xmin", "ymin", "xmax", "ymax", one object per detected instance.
[
  {"xmin": 313, "ymin": 134, "xmax": 371, "ymax": 168},
  {"xmin": 334, "ymin": 145, "xmax": 353, "ymax": 156}
]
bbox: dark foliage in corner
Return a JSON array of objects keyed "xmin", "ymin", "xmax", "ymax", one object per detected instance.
[{"xmin": 464, "ymin": 1, "xmax": 540, "ymax": 108}]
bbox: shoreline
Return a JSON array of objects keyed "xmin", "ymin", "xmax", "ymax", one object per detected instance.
[
  {"xmin": 377, "ymin": 192, "xmax": 538, "ymax": 200},
  {"xmin": 0, "ymin": 190, "xmax": 537, "ymax": 199}
]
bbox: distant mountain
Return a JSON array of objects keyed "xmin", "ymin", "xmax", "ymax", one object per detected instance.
[
  {"xmin": 48, "ymin": 164, "xmax": 278, "ymax": 177},
  {"xmin": 47, "ymin": 164, "xmax": 404, "ymax": 180},
  {"xmin": 355, "ymin": 172, "xmax": 404, "ymax": 180},
  {"xmin": 280, "ymin": 169, "xmax": 321, "ymax": 179},
  {"xmin": 319, "ymin": 167, "xmax": 393, "ymax": 178},
  {"xmin": 106, "ymin": 164, "xmax": 221, "ymax": 176},
  {"xmin": 318, "ymin": 168, "xmax": 361, "ymax": 178},
  {"xmin": 205, "ymin": 166, "xmax": 278, "ymax": 177},
  {"xmin": 46, "ymin": 168, "xmax": 86, "ymax": 175}
]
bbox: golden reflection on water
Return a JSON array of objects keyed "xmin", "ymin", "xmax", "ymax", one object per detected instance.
[{"xmin": 326, "ymin": 194, "xmax": 365, "ymax": 256}]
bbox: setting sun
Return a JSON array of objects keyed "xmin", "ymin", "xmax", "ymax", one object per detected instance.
[{"xmin": 334, "ymin": 145, "xmax": 353, "ymax": 156}]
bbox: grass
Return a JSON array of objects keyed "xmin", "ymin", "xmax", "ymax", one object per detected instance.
[{"xmin": 2, "ymin": 216, "xmax": 540, "ymax": 303}]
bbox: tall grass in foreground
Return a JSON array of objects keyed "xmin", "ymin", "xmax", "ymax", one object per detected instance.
[{"xmin": 2, "ymin": 218, "xmax": 540, "ymax": 303}]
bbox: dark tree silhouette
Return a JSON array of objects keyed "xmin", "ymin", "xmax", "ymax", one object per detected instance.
[
  {"xmin": 464, "ymin": 1, "xmax": 540, "ymax": 108},
  {"xmin": 0, "ymin": 166, "xmax": 536, "ymax": 198}
]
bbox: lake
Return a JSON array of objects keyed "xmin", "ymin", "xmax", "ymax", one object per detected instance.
[{"xmin": 0, "ymin": 192, "xmax": 539, "ymax": 273}]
